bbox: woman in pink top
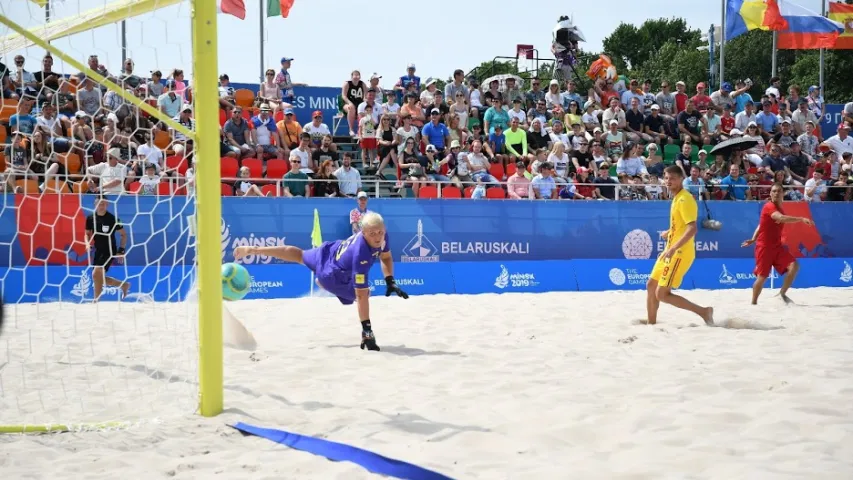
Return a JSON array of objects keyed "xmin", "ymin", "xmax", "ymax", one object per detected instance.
[{"xmin": 507, "ymin": 161, "xmax": 531, "ymax": 199}]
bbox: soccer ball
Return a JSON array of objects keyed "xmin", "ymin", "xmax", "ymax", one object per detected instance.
[{"xmin": 222, "ymin": 262, "xmax": 251, "ymax": 301}]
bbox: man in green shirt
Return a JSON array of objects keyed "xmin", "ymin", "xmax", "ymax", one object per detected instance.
[{"xmin": 283, "ymin": 155, "xmax": 310, "ymax": 197}]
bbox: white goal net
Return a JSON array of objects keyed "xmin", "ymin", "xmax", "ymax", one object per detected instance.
[{"xmin": 0, "ymin": 0, "xmax": 203, "ymax": 431}]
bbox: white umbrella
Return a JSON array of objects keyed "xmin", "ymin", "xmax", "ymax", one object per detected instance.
[{"xmin": 480, "ymin": 73, "xmax": 525, "ymax": 93}]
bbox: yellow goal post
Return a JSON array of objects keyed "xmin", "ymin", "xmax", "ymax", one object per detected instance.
[{"xmin": 0, "ymin": 0, "xmax": 222, "ymax": 433}]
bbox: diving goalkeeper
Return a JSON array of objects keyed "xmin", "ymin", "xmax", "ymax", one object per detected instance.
[{"xmin": 233, "ymin": 212, "xmax": 408, "ymax": 351}]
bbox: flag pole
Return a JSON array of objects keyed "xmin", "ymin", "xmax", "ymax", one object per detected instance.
[
  {"xmin": 720, "ymin": 0, "xmax": 726, "ymax": 85},
  {"xmin": 771, "ymin": 31, "xmax": 778, "ymax": 77},
  {"xmin": 819, "ymin": 0, "xmax": 827, "ymax": 92},
  {"xmin": 259, "ymin": 0, "xmax": 265, "ymax": 83}
]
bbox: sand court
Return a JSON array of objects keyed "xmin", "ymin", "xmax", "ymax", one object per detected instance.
[{"xmin": 1, "ymin": 288, "xmax": 852, "ymax": 479}]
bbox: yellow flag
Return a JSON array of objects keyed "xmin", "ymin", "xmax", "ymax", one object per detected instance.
[
  {"xmin": 311, "ymin": 209, "xmax": 323, "ymax": 248},
  {"xmin": 29, "ymin": 0, "xmax": 49, "ymax": 7}
]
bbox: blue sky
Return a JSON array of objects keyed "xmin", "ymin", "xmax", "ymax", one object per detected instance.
[{"xmin": 2, "ymin": 0, "xmax": 830, "ymax": 88}]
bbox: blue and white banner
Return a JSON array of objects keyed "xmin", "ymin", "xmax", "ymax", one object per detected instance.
[
  {"xmin": 449, "ymin": 260, "xmax": 578, "ymax": 295},
  {"xmin": 1, "ymin": 195, "xmax": 850, "ymax": 268}
]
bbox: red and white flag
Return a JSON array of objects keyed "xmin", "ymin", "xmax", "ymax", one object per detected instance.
[{"xmin": 218, "ymin": 0, "xmax": 246, "ymax": 20}]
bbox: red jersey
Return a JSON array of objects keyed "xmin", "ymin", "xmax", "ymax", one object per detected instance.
[
  {"xmin": 691, "ymin": 94, "xmax": 712, "ymax": 113},
  {"xmin": 720, "ymin": 115, "xmax": 735, "ymax": 134},
  {"xmin": 756, "ymin": 201, "xmax": 784, "ymax": 248},
  {"xmin": 675, "ymin": 92, "xmax": 688, "ymax": 113}
]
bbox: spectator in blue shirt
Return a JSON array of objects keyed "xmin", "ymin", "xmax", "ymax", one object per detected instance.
[
  {"xmin": 682, "ymin": 165, "xmax": 709, "ymax": 200},
  {"xmin": 8, "ymin": 111, "xmax": 37, "ymax": 135},
  {"xmin": 531, "ymin": 162, "xmax": 558, "ymax": 199},
  {"xmin": 489, "ymin": 124, "xmax": 507, "ymax": 157},
  {"xmin": 761, "ymin": 144, "xmax": 787, "ymax": 174},
  {"xmin": 719, "ymin": 164, "xmax": 750, "ymax": 200},
  {"xmin": 421, "ymin": 108, "xmax": 449, "ymax": 155},
  {"xmin": 755, "ymin": 101, "xmax": 778, "ymax": 140}
]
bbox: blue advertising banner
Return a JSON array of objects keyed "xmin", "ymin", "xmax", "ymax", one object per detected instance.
[
  {"xmin": 449, "ymin": 260, "xmax": 578, "ymax": 295},
  {"xmin": 0, "ymin": 265, "xmax": 194, "ymax": 303},
  {"xmin": 2, "ymin": 258, "xmax": 850, "ymax": 303},
  {"xmin": 690, "ymin": 259, "xmax": 774, "ymax": 290},
  {"xmin": 2, "ymin": 195, "xmax": 851, "ymax": 268},
  {"xmin": 231, "ymin": 83, "xmax": 846, "ymax": 139}
]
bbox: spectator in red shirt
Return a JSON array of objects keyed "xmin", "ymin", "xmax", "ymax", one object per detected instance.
[
  {"xmin": 574, "ymin": 167, "xmax": 596, "ymax": 198},
  {"xmin": 720, "ymin": 104, "xmax": 735, "ymax": 139},
  {"xmin": 691, "ymin": 82, "xmax": 712, "ymax": 114},
  {"xmin": 674, "ymin": 81, "xmax": 688, "ymax": 113}
]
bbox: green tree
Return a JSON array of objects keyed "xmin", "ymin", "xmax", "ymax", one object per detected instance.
[
  {"xmin": 603, "ymin": 18, "xmax": 701, "ymax": 70},
  {"xmin": 636, "ymin": 41, "xmax": 707, "ymax": 87}
]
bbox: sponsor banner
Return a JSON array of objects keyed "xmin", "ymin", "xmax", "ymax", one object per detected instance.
[
  {"xmin": 450, "ymin": 260, "xmax": 577, "ymax": 295},
  {"xmin": 364, "ymin": 262, "xmax": 455, "ymax": 296},
  {"xmin": 3, "ymin": 196, "xmax": 853, "ymax": 266},
  {"xmin": 787, "ymin": 258, "xmax": 853, "ymax": 289},
  {"xmin": 690, "ymin": 259, "xmax": 775, "ymax": 290},
  {"xmin": 571, "ymin": 259, "xmax": 689, "ymax": 291},
  {"xmin": 237, "ymin": 264, "xmax": 309, "ymax": 300}
]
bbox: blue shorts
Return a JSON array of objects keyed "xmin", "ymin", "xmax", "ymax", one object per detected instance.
[{"xmin": 302, "ymin": 245, "xmax": 357, "ymax": 305}]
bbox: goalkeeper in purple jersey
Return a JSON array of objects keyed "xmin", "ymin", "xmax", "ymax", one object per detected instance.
[{"xmin": 233, "ymin": 212, "xmax": 408, "ymax": 351}]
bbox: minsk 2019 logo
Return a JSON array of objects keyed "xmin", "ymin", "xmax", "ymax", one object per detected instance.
[
  {"xmin": 220, "ymin": 218, "xmax": 287, "ymax": 264},
  {"xmin": 401, "ymin": 219, "xmax": 439, "ymax": 263},
  {"xmin": 622, "ymin": 229, "xmax": 654, "ymax": 259}
]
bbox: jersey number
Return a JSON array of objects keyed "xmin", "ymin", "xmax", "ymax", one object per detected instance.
[{"xmin": 335, "ymin": 234, "xmax": 358, "ymax": 261}]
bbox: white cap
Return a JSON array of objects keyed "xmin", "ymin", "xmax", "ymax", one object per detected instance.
[
  {"xmin": 450, "ymin": 140, "xmax": 461, "ymax": 149},
  {"xmin": 357, "ymin": 191, "xmax": 368, "ymax": 199},
  {"xmin": 609, "ymin": 119, "xmax": 618, "ymax": 125},
  {"xmin": 407, "ymin": 63, "xmax": 416, "ymax": 69},
  {"xmin": 730, "ymin": 128, "xmax": 743, "ymax": 135},
  {"xmin": 107, "ymin": 147, "xmax": 123, "ymax": 159},
  {"xmin": 370, "ymin": 73, "xmax": 381, "ymax": 80},
  {"xmin": 425, "ymin": 144, "xmax": 437, "ymax": 152}
]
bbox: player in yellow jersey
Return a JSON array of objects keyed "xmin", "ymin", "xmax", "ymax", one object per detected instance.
[{"xmin": 646, "ymin": 165, "xmax": 715, "ymax": 326}]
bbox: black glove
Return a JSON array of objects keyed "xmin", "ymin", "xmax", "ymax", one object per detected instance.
[
  {"xmin": 384, "ymin": 276, "xmax": 409, "ymax": 299},
  {"xmin": 116, "ymin": 247, "xmax": 126, "ymax": 255}
]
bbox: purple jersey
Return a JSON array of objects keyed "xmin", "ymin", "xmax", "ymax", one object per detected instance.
[{"xmin": 302, "ymin": 231, "xmax": 390, "ymax": 304}]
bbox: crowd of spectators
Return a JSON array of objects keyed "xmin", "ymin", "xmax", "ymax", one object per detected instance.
[{"xmin": 2, "ymin": 52, "xmax": 853, "ymax": 202}]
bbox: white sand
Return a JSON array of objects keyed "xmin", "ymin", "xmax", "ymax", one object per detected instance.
[{"xmin": 2, "ymin": 288, "xmax": 853, "ymax": 479}]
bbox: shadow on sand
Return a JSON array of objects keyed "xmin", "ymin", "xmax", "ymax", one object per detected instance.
[{"xmin": 327, "ymin": 344, "xmax": 463, "ymax": 357}]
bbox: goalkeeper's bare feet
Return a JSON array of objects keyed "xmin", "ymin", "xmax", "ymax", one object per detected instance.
[{"xmin": 121, "ymin": 282, "xmax": 130, "ymax": 300}]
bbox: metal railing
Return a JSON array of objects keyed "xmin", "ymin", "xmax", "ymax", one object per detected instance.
[{"xmin": 6, "ymin": 171, "xmax": 846, "ymax": 202}]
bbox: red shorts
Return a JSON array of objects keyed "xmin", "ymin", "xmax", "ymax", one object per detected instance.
[
  {"xmin": 360, "ymin": 138, "xmax": 377, "ymax": 150},
  {"xmin": 754, "ymin": 245, "xmax": 795, "ymax": 277}
]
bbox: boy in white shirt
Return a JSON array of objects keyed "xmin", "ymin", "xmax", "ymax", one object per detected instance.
[
  {"xmin": 138, "ymin": 164, "xmax": 161, "ymax": 195},
  {"xmin": 88, "ymin": 148, "xmax": 129, "ymax": 194}
]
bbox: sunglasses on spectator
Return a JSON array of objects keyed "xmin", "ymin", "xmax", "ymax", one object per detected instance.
[{"xmin": 291, "ymin": 160, "xmax": 301, "ymax": 163}]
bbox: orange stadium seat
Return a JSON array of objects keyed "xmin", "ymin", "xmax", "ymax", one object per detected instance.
[
  {"xmin": 261, "ymin": 184, "xmax": 278, "ymax": 196},
  {"xmin": 241, "ymin": 158, "xmax": 263, "ymax": 179},
  {"xmin": 265, "ymin": 159, "xmax": 289, "ymax": 178},
  {"xmin": 0, "ymin": 99, "xmax": 16, "ymax": 122},
  {"xmin": 59, "ymin": 153, "xmax": 82, "ymax": 174},
  {"xmin": 219, "ymin": 108, "xmax": 227, "ymax": 127},
  {"xmin": 16, "ymin": 179, "xmax": 40, "ymax": 194},
  {"xmin": 70, "ymin": 181, "xmax": 89, "ymax": 194},
  {"xmin": 489, "ymin": 163, "xmax": 505, "ymax": 181},
  {"xmin": 417, "ymin": 185, "xmax": 438, "ymax": 198},
  {"xmin": 220, "ymin": 183, "xmax": 233, "ymax": 196},
  {"xmin": 441, "ymin": 185, "xmax": 462, "ymax": 198},
  {"xmin": 43, "ymin": 178, "xmax": 70, "ymax": 194},
  {"xmin": 153, "ymin": 129, "xmax": 171, "ymax": 150},
  {"xmin": 220, "ymin": 157, "xmax": 239, "ymax": 179},
  {"xmin": 0, "ymin": 151, "xmax": 6, "ymax": 172},
  {"xmin": 486, "ymin": 187, "xmax": 506, "ymax": 199},
  {"xmin": 234, "ymin": 89, "xmax": 255, "ymax": 109}
]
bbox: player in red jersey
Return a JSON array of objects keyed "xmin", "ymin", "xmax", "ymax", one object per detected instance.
[{"xmin": 741, "ymin": 183, "xmax": 814, "ymax": 305}]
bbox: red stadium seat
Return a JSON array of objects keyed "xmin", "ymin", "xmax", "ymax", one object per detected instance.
[
  {"xmin": 219, "ymin": 109, "xmax": 227, "ymax": 127},
  {"xmin": 489, "ymin": 163, "xmax": 505, "ymax": 181},
  {"xmin": 265, "ymin": 159, "xmax": 289, "ymax": 178},
  {"xmin": 157, "ymin": 182, "xmax": 174, "ymax": 195},
  {"xmin": 241, "ymin": 158, "xmax": 263, "ymax": 179},
  {"xmin": 220, "ymin": 157, "xmax": 239, "ymax": 179},
  {"xmin": 417, "ymin": 185, "xmax": 438, "ymax": 198},
  {"xmin": 486, "ymin": 187, "xmax": 506, "ymax": 199},
  {"xmin": 274, "ymin": 110, "xmax": 285, "ymax": 122},
  {"xmin": 441, "ymin": 185, "xmax": 462, "ymax": 198},
  {"xmin": 220, "ymin": 183, "xmax": 233, "ymax": 196},
  {"xmin": 128, "ymin": 181, "xmax": 141, "ymax": 194},
  {"xmin": 165, "ymin": 155, "xmax": 188, "ymax": 176},
  {"xmin": 505, "ymin": 162, "xmax": 517, "ymax": 177},
  {"xmin": 261, "ymin": 184, "xmax": 278, "ymax": 196},
  {"xmin": 464, "ymin": 186, "xmax": 475, "ymax": 198}
]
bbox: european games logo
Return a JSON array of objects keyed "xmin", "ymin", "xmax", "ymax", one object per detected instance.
[
  {"xmin": 622, "ymin": 229, "xmax": 653, "ymax": 259},
  {"xmin": 609, "ymin": 268, "xmax": 626, "ymax": 286},
  {"xmin": 841, "ymin": 261, "xmax": 852, "ymax": 283},
  {"xmin": 70, "ymin": 272, "xmax": 119, "ymax": 299},
  {"xmin": 719, "ymin": 264, "xmax": 737, "ymax": 285},
  {"xmin": 494, "ymin": 265, "xmax": 537, "ymax": 289},
  {"xmin": 220, "ymin": 218, "xmax": 230, "ymax": 260},
  {"xmin": 401, "ymin": 219, "xmax": 439, "ymax": 263}
]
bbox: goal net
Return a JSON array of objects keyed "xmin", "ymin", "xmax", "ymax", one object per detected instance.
[{"xmin": 0, "ymin": 0, "xmax": 212, "ymax": 432}]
